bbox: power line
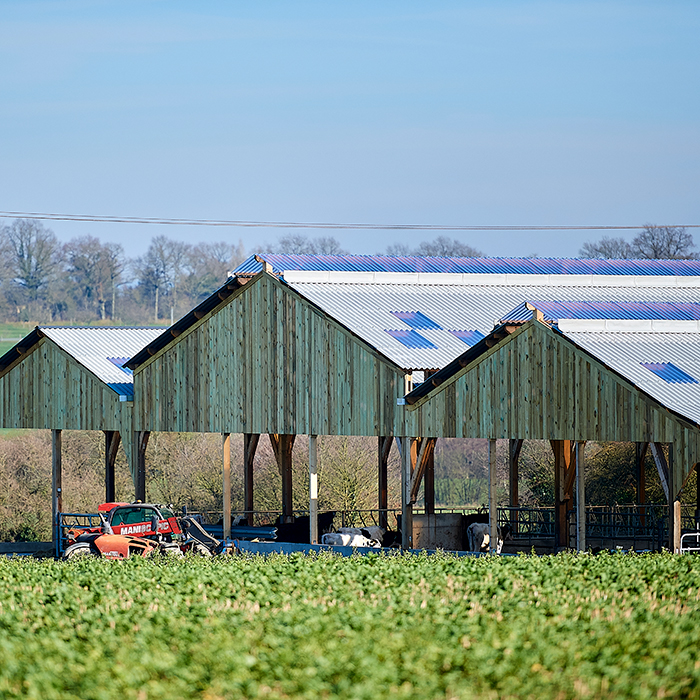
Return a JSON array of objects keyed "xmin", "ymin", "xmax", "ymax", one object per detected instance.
[{"xmin": 0, "ymin": 210, "xmax": 698, "ymax": 232}]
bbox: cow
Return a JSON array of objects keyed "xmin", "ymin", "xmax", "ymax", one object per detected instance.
[
  {"xmin": 275, "ymin": 511, "xmax": 337, "ymax": 543},
  {"xmin": 462, "ymin": 513, "xmax": 512, "ymax": 551},
  {"xmin": 321, "ymin": 528, "xmax": 381, "ymax": 548},
  {"xmin": 467, "ymin": 521, "xmax": 503, "ymax": 554},
  {"xmin": 321, "ymin": 526, "xmax": 388, "ymax": 548}
]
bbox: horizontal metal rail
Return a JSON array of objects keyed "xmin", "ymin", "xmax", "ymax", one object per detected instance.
[{"xmin": 680, "ymin": 532, "xmax": 700, "ymax": 555}]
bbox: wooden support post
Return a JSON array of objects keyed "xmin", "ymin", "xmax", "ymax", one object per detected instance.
[
  {"xmin": 488, "ymin": 439, "xmax": 497, "ymax": 554},
  {"xmin": 244, "ymin": 434, "xmax": 259, "ymax": 523},
  {"xmin": 378, "ymin": 436, "xmax": 392, "ymax": 529},
  {"xmin": 401, "ymin": 437, "xmax": 413, "ymax": 549},
  {"xmin": 667, "ymin": 445, "xmax": 681, "ymax": 553},
  {"xmin": 575, "ymin": 441, "xmax": 586, "ymax": 552},
  {"xmin": 222, "ymin": 433, "xmax": 231, "ymax": 540},
  {"xmin": 52, "ymin": 429, "xmax": 62, "ymax": 558},
  {"xmin": 509, "ymin": 439, "xmax": 523, "ymax": 535},
  {"xmin": 635, "ymin": 442, "xmax": 648, "ymax": 504},
  {"xmin": 696, "ymin": 463, "xmax": 700, "ymax": 530},
  {"xmin": 635, "ymin": 442, "xmax": 648, "ymax": 527},
  {"xmin": 104, "ymin": 430, "xmax": 121, "ymax": 503},
  {"xmin": 270, "ymin": 434, "xmax": 296, "ymax": 523},
  {"xmin": 409, "ymin": 438, "xmax": 437, "ymax": 506},
  {"xmin": 424, "ymin": 440, "xmax": 436, "ymax": 516},
  {"xmin": 309, "ymin": 435, "xmax": 318, "ymax": 544},
  {"xmin": 135, "ymin": 431, "xmax": 150, "ymax": 501},
  {"xmin": 650, "ymin": 442, "xmax": 670, "ymax": 502},
  {"xmin": 509, "ymin": 439, "xmax": 523, "ymax": 507},
  {"xmin": 551, "ymin": 440, "xmax": 574, "ymax": 549}
]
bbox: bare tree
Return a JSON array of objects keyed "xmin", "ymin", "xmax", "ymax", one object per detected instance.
[
  {"xmin": 415, "ymin": 236, "xmax": 483, "ymax": 257},
  {"xmin": 134, "ymin": 236, "xmax": 191, "ymax": 322},
  {"xmin": 580, "ymin": 226, "xmax": 697, "ymax": 260},
  {"xmin": 385, "ymin": 242, "xmax": 412, "ymax": 256},
  {"xmin": 263, "ymin": 234, "xmax": 347, "ymax": 255},
  {"xmin": 631, "ymin": 225, "xmax": 697, "ymax": 259},
  {"xmin": 385, "ymin": 236, "xmax": 483, "ymax": 258},
  {"xmin": 579, "ymin": 236, "xmax": 632, "ymax": 259},
  {"xmin": 65, "ymin": 236, "xmax": 126, "ymax": 320},
  {"xmin": 314, "ymin": 236, "xmax": 348, "ymax": 255},
  {"xmin": 2, "ymin": 219, "xmax": 62, "ymax": 303},
  {"xmin": 180, "ymin": 240, "xmax": 246, "ymax": 306}
]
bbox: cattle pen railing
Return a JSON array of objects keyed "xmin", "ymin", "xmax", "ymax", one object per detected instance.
[{"xmin": 568, "ymin": 504, "xmax": 698, "ymax": 551}]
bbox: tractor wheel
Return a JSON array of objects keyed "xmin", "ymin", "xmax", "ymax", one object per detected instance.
[{"xmin": 62, "ymin": 543, "xmax": 98, "ymax": 560}]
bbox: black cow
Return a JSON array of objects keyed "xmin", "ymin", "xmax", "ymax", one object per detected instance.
[{"xmin": 275, "ymin": 511, "xmax": 337, "ymax": 543}]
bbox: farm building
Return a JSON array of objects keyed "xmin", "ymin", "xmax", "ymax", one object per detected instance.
[
  {"xmin": 123, "ymin": 253, "xmax": 700, "ymax": 551},
  {"xmin": 3, "ymin": 253, "xmax": 699, "ymax": 554},
  {"xmin": 0, "ymin": 326, "xmax": 162, "ymax": 545},
  {"xmin": 405, "ymin": 301, "xmax": 700, "ymax": 552}
]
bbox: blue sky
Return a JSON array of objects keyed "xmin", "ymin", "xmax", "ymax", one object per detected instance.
[{"xmin": 1, "ymin": 1, "xmax": 698, "ymax": 258}]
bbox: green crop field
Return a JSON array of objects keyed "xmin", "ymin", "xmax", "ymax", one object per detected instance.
[{"xmin": 0, "ymin": 552, "xmax": 698, "ymax": 700}]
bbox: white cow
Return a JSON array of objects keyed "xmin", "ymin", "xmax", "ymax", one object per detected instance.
[{"xmin": 467, "ymin": 522, "xmax": 503, "ymax": 554}]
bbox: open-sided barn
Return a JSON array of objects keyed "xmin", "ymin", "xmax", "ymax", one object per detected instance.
[
  {"xmin": 0, "ymin": 327, "xmax": 162, "ymax": 545},
  {"xmin": 3, "ymin": 253, "xmax": 700, "ymax": 554},
  {"xmin": 126, "ymin": 254, "xmax": 700, "ymax": 550},
  {"xmin": 405, "ymin": 302, "xmax": 700, "ymax": 552}
]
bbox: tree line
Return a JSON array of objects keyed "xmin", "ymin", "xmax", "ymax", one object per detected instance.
[
  {"xmin": 1, "ymin": 217, "xmax": 693, "ymax": 327},
  {"xmin": 0, "ymin": 219, "xmax": 247, "ymax": 325},
  {"xmin": 0, "ymin": 220, "xmax": 486, "ymax": 326}
]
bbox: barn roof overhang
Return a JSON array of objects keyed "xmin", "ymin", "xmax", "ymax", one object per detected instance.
[{"xmin": 0, "ymin": 327, "xmax": 44, "ymax": 376}]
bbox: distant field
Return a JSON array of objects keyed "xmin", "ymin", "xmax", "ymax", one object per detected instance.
[
  {"xmin": 0, "ymin": 551, "xmax": 698, "ymax": 699},
  {"xmin": 0, "ymin": 322, "xmax": 34, "ymax": 356}
]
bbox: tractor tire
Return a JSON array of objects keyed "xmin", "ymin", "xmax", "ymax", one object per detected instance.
[{"xmin": 62, "ymin": 543, "xmax": 98, "ymax": 560}]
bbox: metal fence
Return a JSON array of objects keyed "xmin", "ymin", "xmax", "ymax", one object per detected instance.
[{"xmin": 567, "ymin": 504, "xmax": 699, "ymax": 551}]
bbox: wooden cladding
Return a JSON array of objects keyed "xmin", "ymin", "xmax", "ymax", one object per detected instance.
[
  {"xmin": 409, "ymin": 321, "xmax": 700, "ymax": 491},
  {"xmin": 0, "ymin": 337, "xmax": 127, "ymax": 432},
  {"xmin": 134, "ymin": 273, "xmax": 406, "ymax": 436}
]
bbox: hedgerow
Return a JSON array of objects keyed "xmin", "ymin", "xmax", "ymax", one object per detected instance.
[{"xmin": 0, "ymin": 552, "xmax": 698, "ymax": 699}]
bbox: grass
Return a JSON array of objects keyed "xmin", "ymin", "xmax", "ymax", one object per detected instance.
[{"xmin": 0, "ymin": 551, "xmax": 698, "ymax": 699}]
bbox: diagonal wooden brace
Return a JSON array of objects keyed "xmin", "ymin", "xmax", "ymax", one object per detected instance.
[
  {"xmin": 650, "ymin": 442, "xmax": 670, "ymax": 501},
  {"xmin": 409, "ymin": 438, "xmax": 437, "ymax": 504}
]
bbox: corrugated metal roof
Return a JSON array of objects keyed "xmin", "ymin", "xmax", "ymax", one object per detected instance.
[
  {"xmin": 501, "ymin": 300, "xmax": 700, "ymax": 323},
  {"xmin": 560, "ymin": 326, "xmax": 700, "ymax": 425},
  {"xmin": 39, "ymin": 327, "xmax": 163, "ymax": 396},
  {"xmin": 287, "ymin": 280, "xmax": 700, "ymax": 370},
  {"xmin": 235, "ymin": 253, "xmax": 700, "ymax": 277}
]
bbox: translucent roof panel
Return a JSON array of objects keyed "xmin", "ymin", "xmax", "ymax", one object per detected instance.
[
  {"xmin": 385, "ymin": 329, "xmax": 438, "ymax": 349},
  {"xmin": 640, "ymin": 362, "xmax": 699, "ymax": 385}
]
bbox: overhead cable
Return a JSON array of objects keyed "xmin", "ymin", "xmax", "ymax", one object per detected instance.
[{"xmin": 0, "ymin": 210, "xmax": 697, "ymax": 231}]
